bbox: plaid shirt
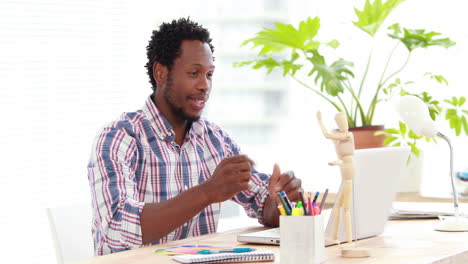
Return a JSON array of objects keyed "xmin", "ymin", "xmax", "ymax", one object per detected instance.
[{"xmin": 87, "ymin": 97, "xmax": 270, "ymax": 255}]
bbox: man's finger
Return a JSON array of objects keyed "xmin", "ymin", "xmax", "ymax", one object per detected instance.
[
  {"xmin": 223, "ymin": 155, "xmax": 255, "ymax": 167},
  {"xmin": 277, "ymin": 171, "xmax": 295, "ymax": 186},
  {"xmin": 283, "ymin": 178, "xmax": 302, "ymax": 194},
  {"xmin": 270, "ymin": 163, "xmax": 281, "ymax": 183}
]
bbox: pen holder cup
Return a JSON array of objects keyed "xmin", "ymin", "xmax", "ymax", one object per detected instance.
[{"xmin": 280, "ymin": 215, "xmax": 325, "ymax": 264}]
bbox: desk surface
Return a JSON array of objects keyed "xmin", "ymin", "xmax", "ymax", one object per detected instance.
[
  {"xmin": 73, "ymin": 219, "xmax": 468, "ymax": 264},
  {"xmin": 73, "ymin": 193, "xmax": 468, "ymax": 264}
]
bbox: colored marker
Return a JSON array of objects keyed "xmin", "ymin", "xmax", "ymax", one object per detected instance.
[
  {"xmin": 307, "ymin": 194, "xmax": 313, "ymax": 216},
  {"xmin": 198, "ymin": 248, "xmax": 255, "ymax": 254},
  {"xmin": 313, "ymin": 203, "xmax": 321, "ymax": 215},
  {"xmin": 292, "ymin": 207, "xmax": 304, "ymax": 216},
  {"xmin": 297, "ymin": 201, "xmax": 304, "ymax": 215},
  {"xmin": 277, "ymin": 204, "xmax": 287, "ymax": 216},
  {"xmin": 277, "ymin": 192, "xmax": 291, "ymax": 215}
]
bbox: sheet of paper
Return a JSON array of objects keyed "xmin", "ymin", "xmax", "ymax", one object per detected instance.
[{"xmin": 391, "ymin": 202, "xmax": 468, "ymax": 217}]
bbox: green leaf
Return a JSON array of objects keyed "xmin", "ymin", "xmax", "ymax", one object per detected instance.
[
  {"xmin": 353, "ymin": 0, "xmax": 405, "ymax": 37},
  {"xmin": 242, "ymin": 17, "xmax": 321, "ymax": 55},
  {"xmin": 307, "ymin": 50, "xmax": 354, "ymax": 96},
  {"xmin": 383, "ymin": 136, "xmax": 398, "ymax": 145},
  {"xmin": 326, "ymin": 39, "xmax": 340, "ymax": 49},
  {"xmin": 459, "ymin": 97, "xmax": 466, "ymax": 106},
  {"xmin": 408, "ymin": 130, "xmax": 423, "ymax": 139},
  {"xmin": 280, "ymin": 60, "xmax": 303, "ymax": 76},
  {"xmin": 444, "ymin": 98, "xmax": 457, "ymax": 106},
  {"xmin": 388, "ymin": 24, "xmax": 456, "ymax": 52},
  {"xmin": 398, "ymin": 121, "xmax": 407, "ymax": 135},
  {"xmin": 408, "ymin": 142, "xmax": 420, "ymax": 157},
  {"xmin": 299, "ymin": 17, "xmax": 321, "ymax": 42},
  {"xmin": 463, "ymin": 116, "xmax": 468, "ymax": 135},
  {"xmin": 251, "ymin": 58, "xmax": 281, "ymax": 73},
  {"xmin": 424, "ymin": 72, "xmax": 449, "ymax": 85},
  {"xmin": 383, "ymin": 128, "xmax": 400, "ymax": 134},
  {"xmin": 455, "ymin": 119, "xmax": 461, "ymax": 136},
  {"xmin": 233, "ymin": 61, "xmax": 254, "ymax": 67}
]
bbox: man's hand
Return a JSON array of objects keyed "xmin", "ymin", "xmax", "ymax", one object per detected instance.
[
  {"xmin": 202, "ymin": 155, "xmax": 254, "ymax": 204},
  {"xmin": 268, "ymin": 163, "xmax": 303, "ymax": 204}
]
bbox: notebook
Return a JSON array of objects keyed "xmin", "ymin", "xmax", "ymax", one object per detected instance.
[
  {"xmin": 172, "ymin": 250, "xmax": 275, "ymax": 263},
  {"xmin": 237, "ymin": 146, "xmax": 410, "ymax": 246}
]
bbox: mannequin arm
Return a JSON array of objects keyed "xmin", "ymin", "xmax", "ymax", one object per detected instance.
[{"xmin": 328, "ymin": 160, "xmax": 343, "ymax": 166}]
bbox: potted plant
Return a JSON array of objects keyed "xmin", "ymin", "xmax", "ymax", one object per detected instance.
[{"xmin": 234, "ymin": 0, "xmax": 464, "ymax": 150}]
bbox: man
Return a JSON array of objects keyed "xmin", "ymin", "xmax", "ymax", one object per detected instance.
[{"xmin": 87, "ymin": 17, "xmax": 302, "ymax": 255}]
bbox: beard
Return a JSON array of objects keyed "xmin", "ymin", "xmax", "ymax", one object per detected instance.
[{"xmin": 163, "ymin": 74, "xmax": 201, "ymax": 123}]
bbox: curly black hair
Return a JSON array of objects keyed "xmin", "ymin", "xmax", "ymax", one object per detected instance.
[{"xmin": 145, "ymin": 17, "xmax": 214, "ymax": 92}]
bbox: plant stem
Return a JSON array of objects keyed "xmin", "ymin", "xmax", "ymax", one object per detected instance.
[
  {"xmin": 354, "ymin": 51, "xmax": 373, "ymax": 123},
  {"xmin": 367, "ymin": 45, "xmax": 411, "ymax": 123},
  {"xmin": 378, "ymin": 43, "xmax": 399, "ymax": 86},
  {"xmin": 365, "ymin": 44, "xmax": 398, "ymax": 122},
  {"xmin": 289, "ymin": 74, "xmax": 342, "ymax": 112},
  {"xmin": 344, "ymin": 80, "xmax": 367, "ymax": 126},
  {"xmin": 381, "ymin": 52, "xmax": 411, "ymax": 88}
]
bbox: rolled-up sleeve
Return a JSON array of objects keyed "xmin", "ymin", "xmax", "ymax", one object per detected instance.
[{"xmin": 87, "ymin": 127, "xmax": 145, "ymax": 255}]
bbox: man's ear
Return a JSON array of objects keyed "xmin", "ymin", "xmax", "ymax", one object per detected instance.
[{"xmin": 153, "ymin": 62, "xmax": 168, "ymax": 87}]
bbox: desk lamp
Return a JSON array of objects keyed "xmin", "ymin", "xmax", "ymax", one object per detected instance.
[{"xmin": 396, "ymin": 95, "xmax": 468, "ymax": 231}]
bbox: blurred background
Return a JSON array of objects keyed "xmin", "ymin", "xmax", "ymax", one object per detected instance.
[{"xmin": 0, "ymin": 0, "xmax": 466, "ymax": 262}]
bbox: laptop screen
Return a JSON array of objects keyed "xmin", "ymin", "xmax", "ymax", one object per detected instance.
[{"xmin": 237, "ymin": 146, "xmax": 410, "ymax": 245}]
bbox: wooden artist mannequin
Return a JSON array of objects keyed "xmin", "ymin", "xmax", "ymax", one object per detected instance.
[{"xmin": 317, "ymin": 111, "xmax": 369, "ymax": 258}]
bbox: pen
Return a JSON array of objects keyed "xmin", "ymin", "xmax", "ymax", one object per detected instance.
[
  {"xmin": 299, "ymin": 190, "xmax": 307, "ymax": 215},
  {"xmin": 319, "ymin": 188, "xmax": 329, "ymax": 212},
  {"xmin": 312, "ymin": 191, "xmax": 320, "ymax": 204},
  {"xmin": 198, "ymin": 248, "xmax": 255, "ymax": 254},
  {"xmin": 280, "ymin": 191, "xmax": 293, "ymax": 213},
  {"xmin": 277, "ymin": 192, "xmax": 291, "ymax": 215}
]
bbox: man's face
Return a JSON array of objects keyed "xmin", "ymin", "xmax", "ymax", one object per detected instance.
[{"xmin": 158, "ymin": 40, "xmax": 215, "ymax": 123}]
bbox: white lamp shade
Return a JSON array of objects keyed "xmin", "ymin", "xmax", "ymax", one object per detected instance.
[{"xmin": 396, "ymin": 95, "xmax": 438, "ymax": 137}]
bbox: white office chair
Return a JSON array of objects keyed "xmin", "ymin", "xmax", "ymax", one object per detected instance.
[{"xmin": 46, "ymin": 204, "xmax": 94, "ymax": 264}]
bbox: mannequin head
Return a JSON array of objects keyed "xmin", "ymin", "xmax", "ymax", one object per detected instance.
[{"xmin": 335, "ymin": 112, "xmax": 349, "ymax": 132}]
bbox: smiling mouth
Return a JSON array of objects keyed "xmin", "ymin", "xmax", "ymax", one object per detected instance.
[{"xmin": 188, "ymin": 96, "xmax": 207, "ymax": 111}]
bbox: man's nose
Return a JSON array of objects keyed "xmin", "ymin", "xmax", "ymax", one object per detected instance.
[{"xmin": 197, "ymin": 76, "xmax": 210, "ymax": 91}]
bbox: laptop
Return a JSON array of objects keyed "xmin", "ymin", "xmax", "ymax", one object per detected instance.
[{"xmin": 237, "ymin": 146, "xmax": 410, "ymax": 246}]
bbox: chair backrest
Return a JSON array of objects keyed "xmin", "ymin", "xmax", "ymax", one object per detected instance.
[{"xmin": 46, "ymin": 204, "xmax": 94, "ymax": 264}]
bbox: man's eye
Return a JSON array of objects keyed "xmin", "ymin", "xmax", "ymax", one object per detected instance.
[
  {"xmin": 188, "ymin": 71, "xmax": 198, "ymax": 77},
  {"xmin": 207, "ymin": 72, "xmax": 214, "ymax": 79}
]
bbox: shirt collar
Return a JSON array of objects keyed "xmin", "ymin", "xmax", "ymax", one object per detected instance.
[{"xmin": 142, "ymin": 96, "xmax": 205, "ymax": 142}]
